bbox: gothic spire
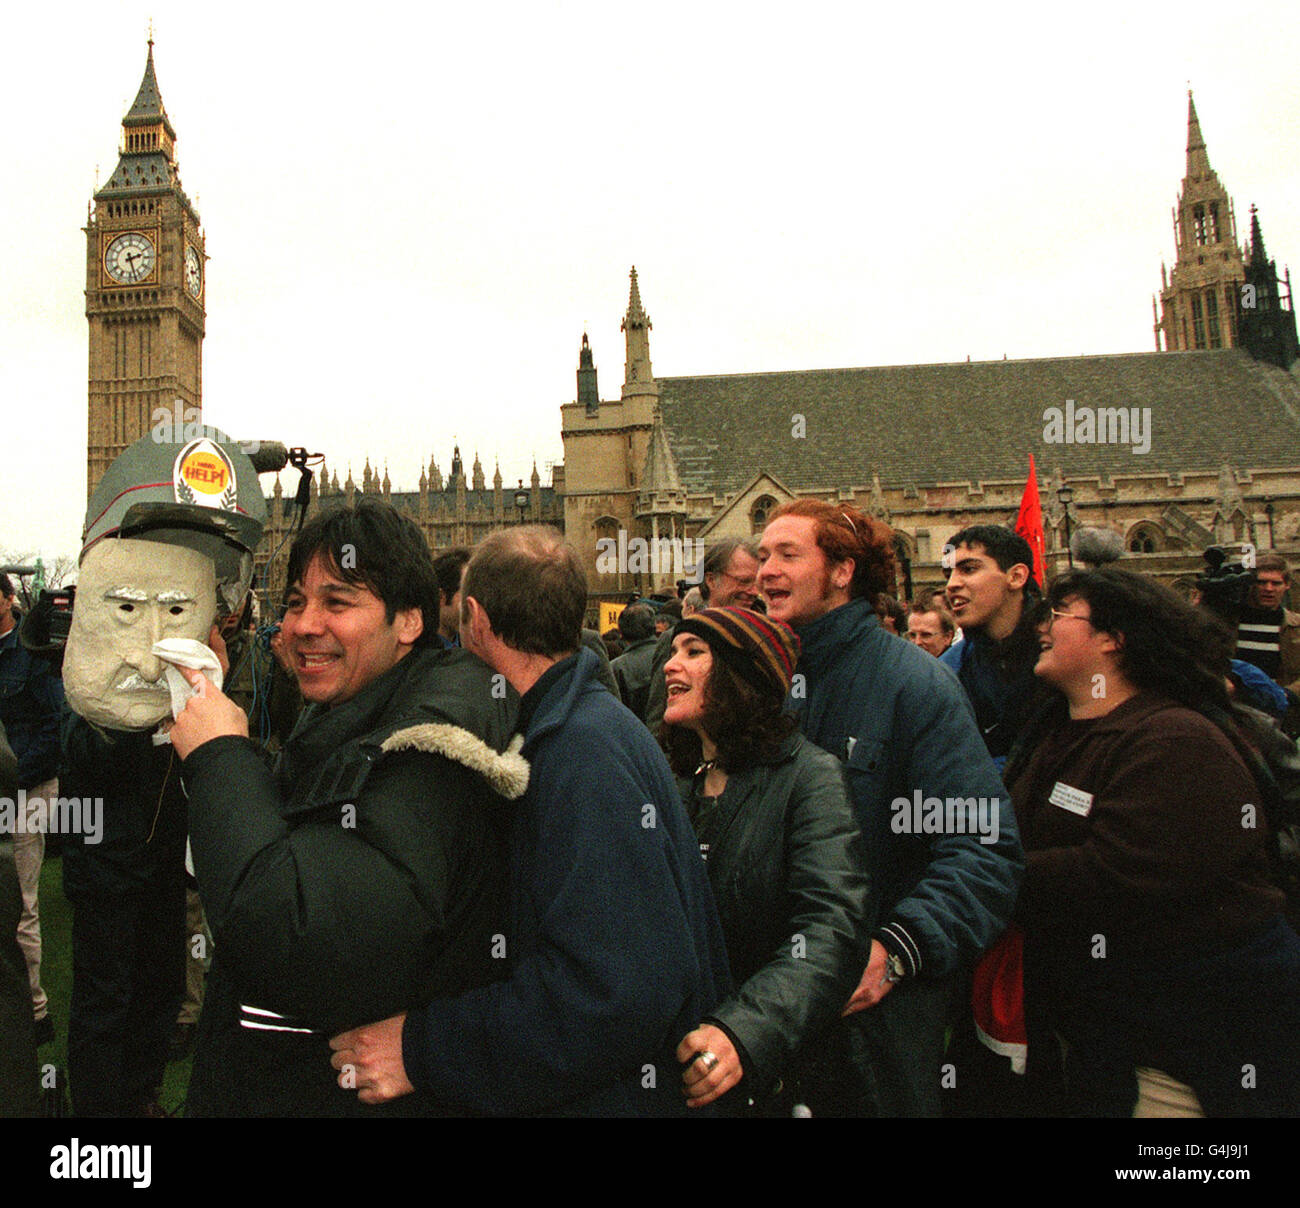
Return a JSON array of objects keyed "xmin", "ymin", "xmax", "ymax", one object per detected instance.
[
  {"xmin": 1185, "ymin": 91, "xmax": 1211, "ymax": 181},
  {"xmin": 1248, "ymin": 204, "xmax": 1268, "ymax": 267},
  {"xmin": 124, "ymin": 38, "xmax": 175, "ymax": 137},
  {"xmin": 640, "ymin": 407, "xmax": 683, "ymax": 495},
  {"xmin": 621, "ymin": 266, "xmax": 658, "ymax": 400},
  {"xmin": 578, "ymin": 332, "xmax": 600, "ymax": 416},
  {"xmin": 98, "ymin": 39, "xmax": 187, "ymax": 201}
]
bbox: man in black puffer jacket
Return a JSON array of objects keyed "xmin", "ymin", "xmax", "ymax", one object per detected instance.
[{"xmin": 172, "ymin": 501, "xmax": 527, "ymax": 1116}]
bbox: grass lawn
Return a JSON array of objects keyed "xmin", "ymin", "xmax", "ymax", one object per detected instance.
[{"xmin": 36, "ymin": 852, "xmax": 194, "ymax": 1116}]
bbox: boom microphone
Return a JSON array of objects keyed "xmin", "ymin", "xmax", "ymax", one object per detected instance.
[{"xmin": 244, "ymin": 442, "xmax": 290, "ymax": 474}]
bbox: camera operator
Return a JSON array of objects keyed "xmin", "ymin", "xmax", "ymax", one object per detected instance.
[
  {"xmin": 1193, "ymin": 548, "xmax": 1294, "ymax": 723},
  {"xmin": 1236, "ymin": 555, "xmax": 1300, "ymax": 694}
]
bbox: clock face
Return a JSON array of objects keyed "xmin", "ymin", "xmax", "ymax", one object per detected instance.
[
  {"xmin": 104, "ymin": 232, "xmax": 156, "ymax": 285},
  {"xmin": 185, "ymin": 246, "xmax": 203, "ymax": 298}
]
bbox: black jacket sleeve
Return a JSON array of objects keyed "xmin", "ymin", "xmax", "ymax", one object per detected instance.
[
  {"xmin": 709, "ymin": 751, "xmax": 870, "ymax": 1088},
  {"xmin": 183, "ymin": 734, "xmax": 487, "ymax": 1034}
]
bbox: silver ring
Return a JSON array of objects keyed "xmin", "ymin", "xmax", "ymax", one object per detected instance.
[{"xmin": 698, "ymin": 1050, "xmax": 719, "ymax": 1072}]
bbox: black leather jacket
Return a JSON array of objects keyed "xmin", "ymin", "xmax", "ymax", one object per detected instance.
[{"xmin": 680, "ymin": 733, "xmax": 872, "ymax": 1096}]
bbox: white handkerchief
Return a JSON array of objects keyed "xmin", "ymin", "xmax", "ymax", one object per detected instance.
[
  {"xmin": 152, "ymin": 638, "xmax": 225, "ymax": 720},
  {"xmin": 151, "ymin": 638, "xmax": 224, "ymax": 876}
]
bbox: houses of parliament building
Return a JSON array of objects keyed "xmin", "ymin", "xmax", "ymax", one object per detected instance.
[{"xmin": 86, "ymin": 46, "xmax": 1300, "ymax": 611}]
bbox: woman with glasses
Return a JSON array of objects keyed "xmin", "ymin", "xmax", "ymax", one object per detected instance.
[
  {"xmin": 1005, "ymin": 567, "xmax": 1300, "ymax": 1116},
  {"xmin": 659, "ymin": 607, "xmax": 870, "ymax": 1114}
]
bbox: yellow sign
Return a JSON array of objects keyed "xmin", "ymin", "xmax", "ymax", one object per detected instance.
[
  {"xmin": 181, "ymin": 451, "xmax": 230, "ymax": 494},
  {"xmin": 598, "ymin": 602, "xmax": 626, "ymax": 634},
  {"xmin": 173, "ymin": 438, "xmax": 238, "ymax": 510}
]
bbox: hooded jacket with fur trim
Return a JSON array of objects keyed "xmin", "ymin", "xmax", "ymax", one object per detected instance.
[{"xmin": 182, "ymin": 644, "xmax": 527, "ymax": 1117}]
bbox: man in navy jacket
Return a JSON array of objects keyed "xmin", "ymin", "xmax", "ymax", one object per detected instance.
[
  {"xmin": 332, "ymin": 526, "xmax": 731, "ymax": 1115},
  {"xmin": 758, "ymin": 501, "xmax": 1022, "ymax": 1116}
]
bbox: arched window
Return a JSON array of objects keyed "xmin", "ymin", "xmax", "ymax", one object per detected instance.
[
  {"xmin": 750, "ymin": 495, "xmax": 777, "ymax": 533},
  {"xmin": 1126, "ymin": 522, "xmax": 1164, "ymax": 554}
]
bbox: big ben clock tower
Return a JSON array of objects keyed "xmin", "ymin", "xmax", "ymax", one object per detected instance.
[{"xmin": 85, "ymin": 38, "xmax": 205, "ymax": 498}]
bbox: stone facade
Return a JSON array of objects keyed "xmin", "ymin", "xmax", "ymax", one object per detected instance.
[{"xmin": 254, "ymin": 449, "xmax": 562, "ymax": 604}]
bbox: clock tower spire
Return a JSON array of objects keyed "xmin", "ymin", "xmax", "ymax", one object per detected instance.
[{"xmin": 85, "ymin": 38, "xmax": 206, "ymax": 497}]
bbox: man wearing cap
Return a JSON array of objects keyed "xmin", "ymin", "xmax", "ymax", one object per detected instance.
[{"xmin": 59, "ymin": 430, "xmax": 267, "ymax": 1115}]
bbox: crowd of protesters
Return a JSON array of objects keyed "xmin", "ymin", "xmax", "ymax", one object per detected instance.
[{"xmin": 4, "ymin": 499, "xmax": 1300, "ymax": 1118}]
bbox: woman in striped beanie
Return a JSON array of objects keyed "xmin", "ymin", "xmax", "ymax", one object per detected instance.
[{"xmin": 661, "ymin": 606, "xmax": 871, "ymax": 1115}]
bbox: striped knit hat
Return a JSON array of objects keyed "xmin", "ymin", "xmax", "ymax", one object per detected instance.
[{"xmin": 673, "ymin": 606, "xmax": 801, "ymax": 701}]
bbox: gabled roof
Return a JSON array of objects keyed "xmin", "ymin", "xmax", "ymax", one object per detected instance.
[
  {"xmin": 696, "ymin": 470, "xmax": 797, "ymax": 537},
  {"xmin": 655, "ymin": 348, "xmax": 1300, "ymax": 494}
]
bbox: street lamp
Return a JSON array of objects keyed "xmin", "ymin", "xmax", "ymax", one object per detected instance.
[
  {"xmin": 1264, "ymin": 497, "xmax": 1276, "ymax": 549},
  {"xmin": 514, "ymin": 482, "xmax": 530, "ymax": 526},
  {"xmin": 1057, "ymin": 483, "xmax": 1075, "ymax": 568}
]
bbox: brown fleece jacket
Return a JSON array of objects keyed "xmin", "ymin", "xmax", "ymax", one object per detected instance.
[{"xmin": 1008, "ymin": 692, "xmax": 1283, "ymax": 968}]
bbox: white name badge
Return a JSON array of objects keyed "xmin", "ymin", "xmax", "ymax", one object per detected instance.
[{"xmin": 1049, "ymin": 782, "xmax": 1094, "ymax": 817}]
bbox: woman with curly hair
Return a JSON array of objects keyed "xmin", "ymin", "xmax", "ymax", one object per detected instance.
[
  {"xmin": 1006, "ymin": 567, "xmax": 1300, "ymax": 1116},
  {"xmin": 660, "ymin": 606, "xmax": 870, "ymax": 1114}
]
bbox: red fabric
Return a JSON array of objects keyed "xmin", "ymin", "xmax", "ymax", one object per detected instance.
[
  {"xmin": 971, "ymin": 923, "xmax": 1027, "ymax": 1074},
  {"xmin": 1014, "ymin": 455, "xmax": 1047, "ymax": 589}
]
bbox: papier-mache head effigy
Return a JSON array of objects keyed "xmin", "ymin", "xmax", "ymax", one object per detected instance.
[{"xmin": 64, "ymin": 431, "xmax": 267, "ymax": 730}]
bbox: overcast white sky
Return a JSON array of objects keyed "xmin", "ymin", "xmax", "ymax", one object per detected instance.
[{"xmin": 3, "ymin": 0, "xmax": 1299, "ymax": 563}]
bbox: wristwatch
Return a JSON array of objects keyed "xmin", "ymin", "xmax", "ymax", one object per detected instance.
[{"xmin": 883, "ymin": 951, "xmax": 907, "ymax": 983}]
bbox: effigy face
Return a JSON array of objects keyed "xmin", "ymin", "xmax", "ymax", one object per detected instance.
[{"xmin": 64, "ymin": 538, "xmax": 218, "ymax": 730}]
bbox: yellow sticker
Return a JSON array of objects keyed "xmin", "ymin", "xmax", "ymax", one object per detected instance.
[{"xmin": 174, "ymin": 439, "xmax": 238, "ymax": 510}]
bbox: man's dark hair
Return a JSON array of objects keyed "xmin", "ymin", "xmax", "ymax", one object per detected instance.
[
  {"xmin": 660, "ymin": 657, "xmax": 797, "ymax": 775},
  {"xmin": 284, "ymin": 499, "xmax": 441, "ymax": 648},
  {"xmin": 618, "ymin": 603, "xmax": 656, "ymax": 642},
  {"xmin": 462, "ymin": 526, "xmax": 586, "ymax": 657},
  {"xmin": 699, "ymin": 538, "xmax": 758, "ymax": 602},
  {"xmin": 432, "ymin": 547, "xmax": 471, "ymax": 603},
  {"xmin": 0, "ymin": 573, "xmax": 12, "ymax": 599},
  {"xmin": 875, "ymin": 593, "xmax": 907, "ymax": 631},
  {"xmin": 658, "ymin": 598, "xmax": 683, "ymax": 623},
  {"xmin": 949, "ymin": 525, "xmax": 1038, "ymax": 591}
]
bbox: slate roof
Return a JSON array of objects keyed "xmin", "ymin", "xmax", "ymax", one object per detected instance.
[
  {"xmin": 123, "ymin": 46, "xmax": 172, "ymax": 131},
  {"xmin": 656, "ymin": 348, "xmax": 1300, "ymax": 494},
  {"xmin": 640, "ymin": 413, "xmax": 683, "ymax": 494},
  {"xmin": 99, "ymin": 152, "xmax": 179, "ymax": 195}
]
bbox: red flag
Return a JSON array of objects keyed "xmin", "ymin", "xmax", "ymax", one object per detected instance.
[{"xmin": 1015, "ymin": 454, "xmax": 1046, "ymax": 589}]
